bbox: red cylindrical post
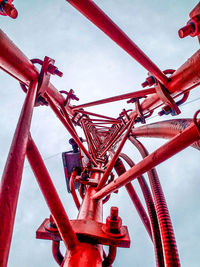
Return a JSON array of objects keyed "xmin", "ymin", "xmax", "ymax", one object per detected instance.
[
  {"xmin": 66, "ymin": 0, "xmax": 168, "ymax": 86},
  {"xmin": 26, "ymin": 136, "xmax": 79, "ymax": 252},
  {"xmin": 0, "ymin": 80, "xmax": 38, "ymax": 267},
  {"xmin": 63, "ymin": 171, "xmax": 103, "ymax": 266}
]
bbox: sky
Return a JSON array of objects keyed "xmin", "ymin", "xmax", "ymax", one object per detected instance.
[{"xmin": 0, "ymin": 0, "xmax": 200, "ymax": 266}]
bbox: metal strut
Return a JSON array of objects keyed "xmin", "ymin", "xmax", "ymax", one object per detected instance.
[{"xmin": 0, "ymin": 1, "xmax": 200, "ymax": 267}]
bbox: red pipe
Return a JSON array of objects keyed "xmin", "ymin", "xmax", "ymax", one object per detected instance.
[
  {"xmin": 0, "ymin": 80, "xmax": 38, "ymax": 267},
  {"xmin": 93, "ymin": 120, "xmax": 200, "ymax": 200},
  {"xmin": 131, "ymin": 119, "xmax": 200, "ymax": 150},
  {"xmin": 114, "ymin": 158, "xmax": 153, "ymax": 241},
  {"xmin": 129, "ymin": 50, "xmax": 200, "ymax": 121},
  {"xmin": 44, "ymin": 93, "xmax": 97, "ymax": 166},
  {"xmin": 0, "ymin": 29, "xmax": 66, "ymax": 108},
  {"xmin": 102, "ymin": 246, "xmax": 117, "ymax": 267},
  {"xmin": 63, "ymin": 171, "xmax": 103, "ymax": 266},
  {"xmin": 99, "ymin": 121, "xmax": 131, "ymax": 158},
  {"xmin": 116, "ymin": 155, "xmax": 165, "ymax": 267},
  {"xmin": 52, "ymin": 241, "xmax": 64, "ymax": 266},
  {"xmin": 70, "ymin": 171, "xmax": 81, "ymax": 210},
  {"xmin": 129, "ymin": 136, "xmax": 180, "ymax": 266},
  {"xmin": 72, "ymin": 88, "xmax": 156, "ymax": 110},
  {"xmin": 66, "ymin": 0, "xmax": 168, "ymax": 86},
  {"xmin": 97, "ymin": 117, "xmax": 135, "ymax": 190},
  {"xmin": 26, "ymin": 136, "xmax": 79, "ymax": 252},
  {"xmin": 75, "ymin": 109, "xmax": 120, "ymax": 122}
]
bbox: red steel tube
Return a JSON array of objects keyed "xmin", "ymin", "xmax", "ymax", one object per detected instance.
[
  {"xmin": 70, "ymin": 171, "xmax": 81, "ymax": 210},
  {"xmin": 129, "ymin": 50, "xmax": 200, "ymax": 120},
  {"xmin": 26, "ymin": 136, "xmax": 79, "ymax": 251},
  {"xmin": 129, "ymin": 137, "xmax": 180, "ymax": 266},
  {"xmin": 52, "ymin": 241, "xmax": 64, "ymax": 266},
  {"xmin": 116, "ymin": 155, "xmax": 165, "ymax": 267},
  {"xmin": 97, "ymin": 117, "xmax": 135, "ymax": 190},
  {"xmin": 114, "ymin": 158, "xmax": 152, "ymax": 240},
  {"xmin": 93, "ymin": 120, "xmax": 200, "ymax": 200},
  {"xmin": 44, "ymin": 93, "xmax": 97, "ymax": 166},
  {"xmin": 66, "ymin": 0, "xmax": 168, "ymax": 86},
  {"xmin": 75, "ymin": 109, "xmax": 120, "ymax": 122},
  {"xmin": 72, "ymin": 88, "xmax": 156, "ymax": 110},
  {"xmin": 131, "ymin": 119, "xmax": 200, "ymax": 150},
  {"xmin": 99, "ymin": 122, "xmax": 130, "ymax": 158},
  {"xmin": 102, "ymin": 246, "xmax": 117, "ymax": 267},
  {"xmin": 0, "ymin": 29, "xmax": 66, "ymax": 108},
  {"xmin": 0, "ymin": 80, "xmax": 38, "ymax": 267},
  {"xmin": 63, "ymin": 171, "xmax": 103, "ymax": 266}
]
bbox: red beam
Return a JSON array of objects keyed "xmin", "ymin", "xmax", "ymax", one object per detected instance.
[
  {"xmin": 0, "ymin": 29, "xmax": 66, "ymax": 108},
  {"xmin": 64, "ymin": 171, "xmax": 103, "ymax": 266},
  {"xmin": 44, "ymin": 93, "xmax": 97, "ymax": 166},
  {"xmin": 0, "ymin": 80, "xmax": 38, "ymax": 267},
  {"xmin": 97, "ymin": 117, "xmax": 135, "ymax": 190},
  {"xmin": 93, "ymin": 121, "xmax": 200, "ymax": 200},
  {"xmin": 66, "ymin": 0, "xmax": 168, "ymax": 86},
  {"xmin": 72, "ymin": 88, "xmax": 156, "ymax": 110},
  {"xmin": 27, "ymin": 136, "xmax": 79, "ymax": 251}
]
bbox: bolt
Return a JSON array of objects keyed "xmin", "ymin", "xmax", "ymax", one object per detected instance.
[
  {"xmin": 110, "ymin": 206, "xmax": 118, "ymax": 220},
  {"xmin": 3, "ymin": 3, "xmax": 18, "ymax": 19},
  {"xmin": 141, "ymin": 75, "xmax": 156, "ymax": 88},
  {"xmin": 178, "ymin": 22, "xmax": 195, "ymax": 38},
  {"xmin": 141, "ymin": 81, "xmax": 148, "ymax": 88},
  {"xmin": 48, "ymin": 64, "xmax": 63, "ymax": 77}
]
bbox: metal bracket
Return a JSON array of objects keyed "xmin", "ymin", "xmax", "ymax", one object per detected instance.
[
  {"xmin": 36, "ymin": 218, "xmax": 130, "ymax": 248},
  {"xmin": 155, "ymin": 82, "xmax": 181, "ymax": 116},
  {"xmin": 193, "ymin": 110, "xmax": 200, "ymax": 137}
]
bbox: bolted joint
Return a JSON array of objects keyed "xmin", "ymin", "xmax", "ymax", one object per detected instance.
[
  {"xmin": 48, "ymin": 64, "xmax": 63, "ymax": 77},
  {"xmin": 44, "ymin": 215, "xmax": 58, "ymax": 233},
  {"xmin": 141, "ymin": 75, "xmax": 156, "ymax": 88},
  {"xmin": 0, "ymin": 1, "xmax": 18, "ymax": 19},
  {"xmin": 179, "ymin": 16, "xmax": 200, "ymax": 38},
  {"xmin": 105, "ymin": 207, "xmax": 122, "ymax": 234}
]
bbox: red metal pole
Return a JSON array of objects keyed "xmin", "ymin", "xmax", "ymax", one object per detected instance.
[
  {"xmin": 93, "ymin": 121, "xmax": 200, "ymax": 200},
  {"xmin": 26, "ymin": 136, "xmax": 79, "ymax": 251},
  {"xmin": 70, "ymin": 171, "xmax": 81, "ymax": 210},
  {"xmin": 66, "ymin": 0, "xmax": 168, "ymax": 86},
  {"xmin": 97, "ymin": 117, "xmax": 135, "ymax": 190},
  {"xmin": 63, "ymin": 171, "xmax": 103, "ymax": 267},
  {"xmin": 44, "ymin": 92, "xmax": 97, "ymax": 166},
  {"xmin": 0, "ymin": 80, "xmax": 38, "ymax": 267},
  {"xmin": 114, "ymin": 158, "xmax": 152, "ymax": 240},
  {"xmin": 129, "ymin": 137, "xmax": 180, "ymax": 266},
  {"xmin": 72, "ymin": 88, "xmax": 156, "ymax": 110},
  {"xmin": 75, "ymin": 109, "xmax": 121, "ymax": 122},
  {"xmin": 0, "ymin": 29, "xmax": 66, "ymax": 108},
  {"xmin": 117, "ymin": 154, "xmax": 165, "ymax": 267}
]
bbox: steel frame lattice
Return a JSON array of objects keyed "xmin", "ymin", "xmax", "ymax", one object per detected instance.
[{"xmin": 0, "ymin": 0, "xmax": 200, "ymax": 266}]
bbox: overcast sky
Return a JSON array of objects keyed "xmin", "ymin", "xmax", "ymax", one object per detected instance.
[{"xmin": 0, "ymin": 0, "xmax": 200, "ymax": 266}]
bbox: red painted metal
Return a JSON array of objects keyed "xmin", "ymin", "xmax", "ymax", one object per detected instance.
[
  {"xmin": 0, "ymin": 80, "xmax": 38, "ymax": 267},
  {"xmin": 0, "ymin": 2, "xmax": 200, "ymax": 266},
  {"xmin": 64, "ymin": 171, "xmax": 103, "ymax": 266},
  {"xmin": 97, "ymin": 117, "xmax": 135, "ymax": 190},
  {"xmin": 66, "ymin": 0, "xmax": 168, "ymax": 86},
  {"xmin": 114, "ymin": 158, "xmax": 152, "ymax": 241},
  {"xmin": 26, "ymin": 135, "xmax": 79, "ymax": 251},
  {"xmin": 128, "ymin": 137, "xmax": 180, "ymax": 266},
  {"xmin": 72, "ymin": 88, "xmax": 156, "ymax": 110},
  {"xmin": 93, "ymin": 120, "xmax": 200, "ymax": 200},
  {"xmin": 70, "ymin": 170, "xmax": 81, "ymax": 210},
  {"xmin": 116, "ymin": 155, "xmax": 165, "ymax": 267}
]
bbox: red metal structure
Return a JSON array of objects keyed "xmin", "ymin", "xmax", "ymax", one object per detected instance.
[{"xmin": 0, "ymin": 1, "xmax": 200, "ymax": 266}]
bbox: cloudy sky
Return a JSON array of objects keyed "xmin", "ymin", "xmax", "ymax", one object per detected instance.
[{"xmin": 0, "ymin": 0, "xmax": 200, "ymax": 266}]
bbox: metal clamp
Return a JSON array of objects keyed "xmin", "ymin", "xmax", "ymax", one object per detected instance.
[{"xmin": 193, "ymin": 110, "xmax": 200, "ymax": 137}]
